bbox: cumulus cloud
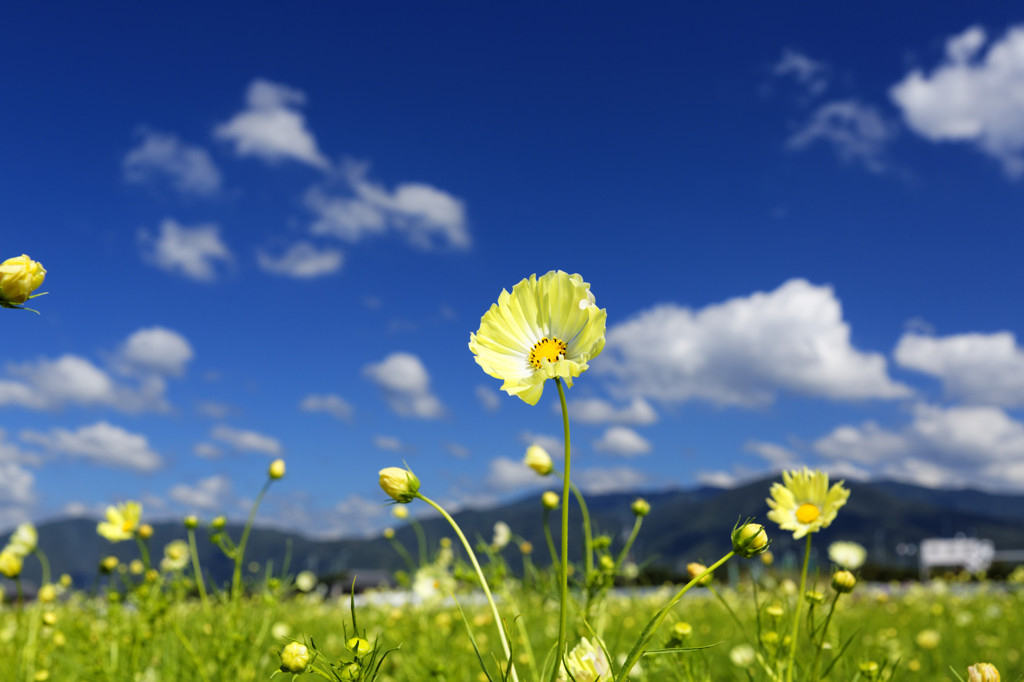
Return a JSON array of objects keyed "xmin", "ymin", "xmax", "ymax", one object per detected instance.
[
  {"xmin": 169, "ymin": 475, "xmax": 231, "ymax": 511},
  {"xmin": 563, "ymin": 397, "xmax": 657, "ymax": 425},
  {"xmin": 118, "ymin": 326, "xmax": 194, "ymax": 376},
  {"xmin": 487, "ymin": 457, "xmax": 545, "ymax": 492},
  {"xmin": 0, "ymin": 353, "xmax": 170, "ymax": 413},
  {"xmin": 215, "ymin": 79, "xmax": 329, "ymax": 169},
  {"xmin": 363, "ymin": 352, "xmax": 444, "ymax": 418},
  {"xmin": 771, "ymin": 48, "xmax": 830, "ymax": 97},
  {"xmin": 894, "ymin": 331, "xmax": 1024, "ymax": 406},
  {"xmin": 257, "ymin": 241, "xmax": 343, "ymax": 278},
  {"xmin": 592, "ymin": 426, "xmax": 652, "ymax": 457},
  {"xmin": 890, "ymin": 25, "xmax": 1024, "ymax": 176},
  {"xmin": 21, "ymin": 421, "xmax": 162, "ymax": 472},
  {"xmin": 786, "ymin": 100, "xmax": 897, "ymax": 173},
  {"xmin": 211, "ymin": 424, "xmax": 283, "ymax": 456},
  {"xmin": 373, "ymin": 435, "xmax": 405, "ymax": 452},
  {"xmin": 601, "ymin": 279, "xmax": 910, "ymax": 407},
  {"xmin": 123, "ymin": 129, "xmax": 222, "ymax": 195},
  {"xmin": 139, "ymin": 219, "xmax": 233, "ymax": 282},
  {"xmin": 300, "ymin": 393, "xmax": 353, "ymax": 421},
  {"xmin": 0, "ymin": 462, "xmax": 35, "ymax": 505},
  {"xmin": 575, "ymin": 467, "xmax": 648, "ymax": 494},
  {"xmin": 519, "ymin": 431, "xmax": 571, "ymax": 459},
  {"xmin": 814, "ymin": 403, "xmax": 1024, "ymax": 489},
  {"xmin": 744, "ymin": 440, "xmax": 799, "ymax": 468},
  {"xmin": 475, "ymin": 385, "xmax": 501, "ymax": 412},
  {"xmin": 306, "ymin": 162, "xmax": 469, "ymax": 250}
]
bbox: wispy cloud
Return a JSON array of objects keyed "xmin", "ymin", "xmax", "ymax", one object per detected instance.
[
  {"xmin": 169, "ymin": 475, "xmax": 232, "ymax": 511},
  {"xmin": 123, "ymin": 129, "xmax": 222, "ymax": 196},
  {"xmin": 138, "ymin": 219, "xmax": 233, "ymax": 282},
  {"xmin": 257, "ymin": 241, "xmax": 343, "ymax": 279},
  {"xmin": 300, "ymin": 393, "xmax": 353, "ymax": 421},
  {"xmin": 786, "ymin": 100, "xmax": 897, "ymax": 174},
  {"xmin": 211, "ymin": 424, "xmax": 283, "ymax": 456},
  {"xmin": 21, "ymin": 421, "xmax": 162, "ymax": 472}
]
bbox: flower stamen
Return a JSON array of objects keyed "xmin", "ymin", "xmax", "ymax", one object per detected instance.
[
  {"xmin": 795, "ymin": 503, "xmax": 820, "ymax": 524},
  {"xmin": 528, "ymin": 337, "xmax": 568, "ymax": 369}
]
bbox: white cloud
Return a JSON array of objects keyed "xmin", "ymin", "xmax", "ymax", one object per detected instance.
[
  {"xmin": 306, "ymin": 162, "xmax": 469, "ymax": 250},
  {"xmin": 211, "ymin": 424, "xmax": 283, "ymax": 456},
  {"xmin": 300, "ymin": 393, "xmax": 353, "ymax": 421},
  {"xmin": 332, "ymin": 494, "xmax": 387, "ymax": 537},
  {"xmin": 21, "ymin": 421, "xmax": 162, "ymax": 472},
  {"xmin": 169, "ymin": 475, "xmax": 231, "ymax": 511},
  {"xmin": 215, "ymin": 79, "xmax": 329, "ymax": 169},
  {"xmin": 772, "ymin": 48, "xmax": 830, "ymax": 97},
  {"xmin": 487, "ymin": 457, "xmax": 545, "ymax": 492},
  {"xmin": 118, "ymin": 326, "xmax": 194, "ymax": 376},
  {"xmin": 0, "ymin": 462, "xmax": 34, "ymax": 505},
  {"xmin": 894, "ymin": 331, "xmax": 1024, "ymax": 406},
  {"xmin": 696, "ymin": 470, "xmax": 739, "ymax": 488},
  {"xmin": 475, "ymin": 385, "xmax": 501, "ymax": 412},
  {"xmin": 363, "ymin": 352, "xmax": 444, "ymax": 418},
  {"xmin": 592, "ymin": 426, "xmax": 651, "ymax": 457},
  {"xmin": 786, "ymin": 100, "xmax": 896, "ymax": 173},
  {"xmin": 744, "ymin": 440, "xmax": 799, "ymax": 468},
  {"xmin": 0, "ymin": 429, "xmax": 39, "ymax": 466},
  {"xmin": 575, "ymin": 467, "xmax": 648, "ymax": 495},
  {"xmin": 193, "ymin": 442, "xmax": 221, "ymax": 458},
  {"xmin": 890, "ymin": 25, "xmax": 1024, "ymax": 176},
  {"xmin": 814, "ymin": 403, "xmax": 1024, "ymax": 489},
  {"xmin": 373, "ymin": 435, "xmax": 405, "ymax": 452},
  {"xmin": 139, "ymin": 219, "xmax": 233, "ymax": 282},
  {"xmin": 602, "ymin": 279, "xmax": 910, "ymax": 407},
  {"xmin": 196, "ymin": 402, "xmax": 234, "ymax": 419},
  {"xmin": 257, "ymin": 241, "xmax": 343, "ymax": 278},
  {"xmin": 563, "ymin": 397, "xmax": 657, "ymax": 425},
  {"xmin": 123, "ymin": 129, "xmax": 222, "ymax": 195},
  {"xmin": 0, "ymin": 353, "xmax": 170, "ymax": 413}
]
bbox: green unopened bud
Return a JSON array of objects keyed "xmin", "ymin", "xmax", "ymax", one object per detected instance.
[
  {"xmin": 599, "ymin": 555, "xmax": 615, "ymax": 571},
  {"xmin": 339, "ymin": 662, "xmax": 361, "ymax": 680},
  {"xmin": 541, "ymin": 491, "xmax": 560, "ymax": 510},
  {"xmin": 832, "ymin": 570, "xmax": 857, "ymax": 594},
  {"xmin": 279, "ymin": 641, "xmax": 310, "ymax": 673},
  {"xmin": 859, "ymin": 661, "xmax": 880, "ymax": 680},
  {"xmin": 99, "ymin": 556, "xmax": 119, "ymax": 574},
  {"xmin": 184, "ymin": 515, "xmax": 199, "ymax": 530},
  {"xmin": 732, "ymin": 523, "xmax": 769, "ymax": 558},
  {"xmin": 347, "ymin": 637, "xmax": 372, "ymax": 658},
  {"xmin": 378, "ymin": 466, "xmax": 419, "ymax": 503},
  {"xmin": 631, "ymin": 498, "xmax": 650, "ymax": 517},
  {"xmin": 211, "ymin": 516, "xmax": 226, "ymax": 531},
  {"xmin": 804, "ymin": 590, "xmax": 825, "ymax": 605}
]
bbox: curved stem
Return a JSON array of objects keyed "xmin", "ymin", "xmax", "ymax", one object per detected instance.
[
  {"xmin": 785, "ymin": 534, "xmax": 813, "ymax": 682},
  {"xmin": 33, "ymin": 548, "xmax": 50, "ymax": 588},
  {"xmin": 567, "ymin": 481, "xmax": 594, "ymax": 579},
  {"xmin": 542, "ymin": 508, "xmax": 559, "ymax": 568},
  {"xmin": 553, "ymin": 377, "xmax": 572, "ymax": 682},
  {"xmin": 809, "ymin": 590, "xmax": 842, "ymax": 679},
  {"xmin": 186, "ymin": 527, "xmax": 210, "ymax": 610},
  {"xmin": 134, "ymin": 534, "xmax": 151, "ymax": 571},
  {"xmin": 387, "ymin": 535, "xmax": 418, "ymax": 574},
  {"xmin": 417, "ymin": 493, "xmax": 519, "ymax": 682},
  {"xmin": 613, "ymin": 516, "xmax": 643, "ymax": 575},
  {"xmin": 232, "ymin": 478, "xmax": 272, "ymax": 600},
  {"xmin": 410, "ymin": 517, "xmax": 428, "ymax": 567}
]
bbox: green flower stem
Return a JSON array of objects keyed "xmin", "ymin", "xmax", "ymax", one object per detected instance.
[
  {"xmin": 613, "ymin": 516, "xmax": 643, "ymax": 574},
  {"xmin": 809, "ymin": 590, "xmax": 843, "ymax": 680},
  {"xmin": 567, "ymin": 480, "xmax": 594, "ymax": 578},
  {"xmin": 416, "ymin": 492, "xmax": 519, "ymax": 682},
  {"xmin": 186, "ymin": 527, "xmax": 210, "ymax": 610},
  {"xmin": 134, "ymin": 534, "xmax": 151, "ymax": 571},
  {"xmin": 785, "ymin": 534, "xmax": 814, "ymax": 682},
  {"xmin": 232, "ymin": 478, "xmax": 273, "ymax": 600},
  {"xmin": 553, "ymin": 377, "xmax": 572, "ymax": 682},
  {"xmin": 615, "ymin": 551, "xmax": 735, "ymax": 682},
  {"xmin": 386, "ymin": 535, "xmax": 418, "ymax": 573},
  {"xmin": 32, "ymin": 547, "xmax": 50, "ymax": 588},
  {"xmin": 410, "ymin": 517, "xmax": 428, "ymax": 566},
  {"xmin": 541, "ymin": 508, "xmax": 559, "ymax": 568}
]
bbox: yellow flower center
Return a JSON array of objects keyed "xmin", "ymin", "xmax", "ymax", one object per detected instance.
[
  {"xmin": 796, "ymin": 503, "xmax": 820, "ymax": 524},
  {"xmin": 122, "ymin": 520, "xmax": 135, "ymax": 532},
  {"xmin": 528, "ymin": 337, "xmax": 568, "ymax": 369}
]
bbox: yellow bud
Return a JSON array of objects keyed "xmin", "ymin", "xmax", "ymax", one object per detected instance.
[
  {"xmin": 542, "ymin": 491, "xmax": 560, "ymax": 510},
  {"xmin": 347, "ymin": 637, "xmax": 372, "ymax": 657},
  {"xmin": 99, "ymin": 556, "xmax": 119, "ymax": 574},
  {"xmin": 392, "ymin": 505, "xmax": 409, "ymax": 520},
  {"xmin": 38, "ymin": 584, "xmax": 57, "ymax": 603},
  {"xmin": 268, "ymin": 458, "xmax": 286, "ymax": 480},
  {"xmin": 279, "ymin": 641, "xmax": 310, "ymax": 673},
  {"xmin": 184, "ymin": 515, "xmax": 199, "ymax": 529},
  {"xmin": 211, "ymin": 516, "xmax": 226, "ymax": 531},
  {"xmin": 378, "ymin": 466, "xmax": 419, "ymax": 503},
  {"xmin": 732, "ymin": 523, "xmax": 769, "ymax": 558},
  {"xmin": 42, "ymin": 611, "xmax": 58, "ymax": 626},
  {"xmin": 832, "ymin": 570, "xmax": 857, "ymax": 594},
  {"xmin": 383, "ymin": 527, "xmax": 395, "ymax": 539},
  {"xmin": 519, "ymin": 541, "xmax": 533, "ymax": 555},
  {"xmin": 340, "ymin": 662, "xmax": 361, "ymax": 680},
  {"xmin": 0, "ymin": 550, "xmax": 23, "ymax": 578},
  {"xmin": 968, "ymin": 663, "xmax": 1000, "ymax": 682},
  {"xmin": 0, "ymin": 255, "xmax": 46, "ymax": 307},
  {"xmin": 687, "ymin": 562, "xmax": 713, "ymax": 586},
  {"xmin": 631, "ymin": 498, "xmax": 650, "ymax": 517},
  {"xmin": 137, "ymin": 524, "xmax": 154, "ymax": 540},
  {"xmin": 523, "ymin": 444, "xmax": 553, "ymax": 475}
]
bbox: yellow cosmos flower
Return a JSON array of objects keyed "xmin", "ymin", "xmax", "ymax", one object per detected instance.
[
  {"xmin": 557, "ymin": 637, "xmax": 610, "ymax": 682},
  {"xmin": 97, "ymin": 501, "xmax": 143, "ymax": 542},
  {"xmin": 160, "ymin": 540, "xmax": 190, "ymax": 572},
  {"xmin": 0, "ymin": 254, "xmax": 46, "ymax": 308},
  {"xmin": 766, "ymin": 468, "xmax": 849, "ymax": 539},
  {"xmin": 469, "ymin": 271, "xmax": 606, "ymax": 405}
]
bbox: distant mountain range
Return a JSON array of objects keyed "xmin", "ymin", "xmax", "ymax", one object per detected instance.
[{"xmin": 8, "ymin": 477, "xmax": 1024, "ymax": 588}]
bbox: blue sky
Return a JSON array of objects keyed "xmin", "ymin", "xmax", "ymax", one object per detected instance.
[{"xmin": 4, "ymin": 3, "xmax": 1024, "ymax": 537}]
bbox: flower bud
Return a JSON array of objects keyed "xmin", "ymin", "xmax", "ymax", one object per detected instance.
[
  {"xmin": 760, "ymin": 550, "xmax": 775, "ymax": 566},
  {"xmin": 184, "ymin": 515, "xmax": 199, "ymax": 530},
  {"xmin": 541, "ymin": 491, "xmax": 560, "ymax": 510},
  {"xmin": 686, "ymin": 562, "xmax": 713, "ymax": 586},
  {"xmin": 211, "ymin": 516, "xmax": 226, "ymax": 531},
  {"xmin": 392, "ymin": 505, "xmax": 409, "ymax": 520},
  {"xmin": 832, "ymin": 570, "xmax": 857, "ymax": 594},
  {"xmin": 732, "ymin": 523, "xmax": 769, "ymax": 558},
  {"xmin": 0, "ymin": 255, "xmax": 46, "ymax": 307},
  {"xmin": 138, "ymin": 523, "xmax": 154, "ymax": 540},
  {"xmin": 268, "ymin": 458, "xmax": 286, "ymax": 480},
  {"xmin": 519, "ymin": 541, "xmax": 533, "ymax": 555},
  {"xmin": 38, "ymin": 584, "xmax": 58, "ymax": 603},
  {"xmin": 631, "ymin": 498, "xmax": 650, "ymax": 517},
  {"xmin": 339, "ymin": 663, "xmax": 361, "ymax": 681},
  {"xmin": 379, "ymin": 466, "xmax": 419, "ymax": 503},
  {"xmin": 968, "ymin": 663, "xmax": 1001, "ymax": 682},
  {"xmin": 383, "ymin": 527, "xmax": 395, "ymax": 539},
  {"xmin": 804, "ymin": 590, "xmax": 825, "ymax": 605},
  {"xmin": 524, "ymin": 444, "xmax": 553, "ymax": 475},
  {"xmin": 347, "ymin": 637, "xmax": 372, "ymax": 658},
  {"xmin": 279, "ymin": 641, "xmax": 310, "ymax": 673},
  {"xmin": 99, "ymin": 556, "xmax": 119, "ymax": 574},
  {"xmin": 0, "ymin": 550, "xmax": 22, "ymax": 578},
  {"xmin": 42, "ymin": 611, "xmax": 58, "ymax": 626}
]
